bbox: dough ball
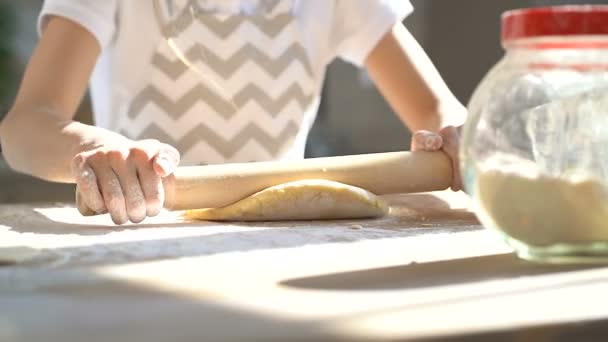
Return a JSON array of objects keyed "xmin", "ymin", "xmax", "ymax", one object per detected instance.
[{"xmin": 185, "ymin": 179, "xmax": 389, "ymax": 221}]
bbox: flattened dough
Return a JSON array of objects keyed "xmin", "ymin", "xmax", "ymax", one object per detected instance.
[{"xmin": 185, "ymin": 179, "xmax": 389, "ymax": 221}]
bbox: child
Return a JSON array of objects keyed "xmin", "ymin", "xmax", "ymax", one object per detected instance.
[{"xmin": 0, "ymin": 0, "xmax": 465, "ymax": 224}]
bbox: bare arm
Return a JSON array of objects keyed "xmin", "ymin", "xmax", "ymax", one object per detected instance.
[
  {"xmin": 0, "ymin": 16, "xmax": 179, "ymax": 224},
  {"xmin": 365, "ymin": 22, "xmax": 466, "ymax": 132},
  {"xmin": 365, "ymin": 22, "xmax": 466, "ymax": 190},
  {"xmin": 0, "ymin": 16, "xmax": 121, "ymax": 182}
]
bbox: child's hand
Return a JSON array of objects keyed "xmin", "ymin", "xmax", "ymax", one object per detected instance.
[
  {"xmin": 71, "ymin": 139, "xmax": 180, "ymax": 224},
  {"xmin": 411, "ymin": 126, "xmax": 462, "ymax": 191}
]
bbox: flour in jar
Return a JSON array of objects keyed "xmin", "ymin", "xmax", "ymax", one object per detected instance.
[{"xmin": 476, "ymin": 158, "xmax": 608, "ymax": 246}]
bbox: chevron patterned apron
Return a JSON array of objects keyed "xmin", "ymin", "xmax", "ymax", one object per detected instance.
[{"xmin": 122, "ymin": 0, "xmax": 317, "ymax": 165}]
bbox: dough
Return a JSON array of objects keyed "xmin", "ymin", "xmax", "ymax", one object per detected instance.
[
  {"xmin": 0, "ymin": 246, "xmax": 40, "ymax": 265},
  {"xmin": 185, "ymin": 179, "xmax": 389, "ymax": 221},
  {"xmin": 477, "ymin": 161, "xmax": 608, "ymax": 246}
]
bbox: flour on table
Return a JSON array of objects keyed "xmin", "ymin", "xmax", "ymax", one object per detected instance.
[
  {"xmin": 0, "ymin": 246, "xmax": 40, "ymax": 265},
  {"xmin": 186, "ymin": 179, "xmax": 389, "ymax": 221}
]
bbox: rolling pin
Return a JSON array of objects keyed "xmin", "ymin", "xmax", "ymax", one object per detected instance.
[{"xmin": 76, "ymin": 150, "xmax": 453, "ymax": 215}]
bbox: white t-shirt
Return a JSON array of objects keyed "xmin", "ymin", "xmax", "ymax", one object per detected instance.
[{"xmin": 38, "ymin": 0, "xmax": 412, "ymax": 165}]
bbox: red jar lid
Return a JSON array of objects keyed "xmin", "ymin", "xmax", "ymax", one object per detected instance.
[{"xmin": 502, "ymin": 5, "xmax": 608, "ymax": 42}]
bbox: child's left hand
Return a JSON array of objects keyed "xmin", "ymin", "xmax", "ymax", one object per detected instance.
[{"xmin": 411, "ymin": 126, "xmax": 462, "ymax": 191}]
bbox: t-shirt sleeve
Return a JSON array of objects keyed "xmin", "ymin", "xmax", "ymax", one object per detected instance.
[
  {"xmin": 37, "ymin": 0, "xmax": 118, "ymax": 49},
  {"xmin": 330, "ymin": 0, "xmax": 413, "ymax": 67}
]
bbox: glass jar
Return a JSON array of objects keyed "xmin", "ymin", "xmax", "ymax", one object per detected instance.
[{"xmin": 462, "ymin": 6, "xmax": 608, "ymax": 263}]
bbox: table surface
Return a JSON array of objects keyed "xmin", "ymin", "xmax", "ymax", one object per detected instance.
[{"xmin": 1, "ymin": 191, "xmax": 608, "ymax": 342}]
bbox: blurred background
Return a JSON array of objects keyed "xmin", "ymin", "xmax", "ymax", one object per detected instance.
[{"xmin": 0, "ymin": 0, "xmax": 602, "ymax": 203}]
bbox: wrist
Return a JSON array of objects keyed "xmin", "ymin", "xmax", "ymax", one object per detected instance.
[
  {"xmin": 67, "ymin": 121, "xmax": 130, "ymax": 154},
  {"xmin": 406, "ymin": 101, "xmax": 467, "ymax": 133},
  {"xmin": 437, "ymin": 101, "xmax": 467, "ymax": 129}
]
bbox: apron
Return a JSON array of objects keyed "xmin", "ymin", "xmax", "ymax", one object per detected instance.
[{"xmin": 121, "ymin": 0, "xmax": 317, "ymax": 165}]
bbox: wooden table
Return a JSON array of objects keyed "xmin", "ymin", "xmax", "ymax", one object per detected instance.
[{"xmin": 1, "ymin": 192, "xmax": 608, "ymax": 341}]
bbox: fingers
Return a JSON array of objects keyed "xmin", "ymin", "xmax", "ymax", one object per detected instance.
[
  {"xmin": 72, "ymin": 155, "xmax": 106, "ymax": 214},
  {"xmin": 138, "ymin": 165, "xmax": 164, "ymax": 217},
  {"xmin": 132, "ymin": 140, "xmax": 172, "ymax": 216},
  {"xmin": 152, "ymin": 143, "xmax": 180, "ymax": 177},
  {"xmin": 439, "ymin": 126, "xmax": 463, "ymax": 192},
  {"xmin": 410, "ymin": 127, "xmax": 464, "ymax": 192},
  {"xmin": 72, "ymin": 139, "xmax": 178, "ymax": 224},
  {"xmin": 130, "ymin": 139, "xmax": 180, "ymax": 177},
  {"xmin": 87, "ymin": 151, "xmax": 128, "ymax": 225},
  {"xmin": 107, "ymin": 150, "xmax": 147, "ymax": 223},
  {"xmin": 411, "ymin": 130, "xmax": 443, "ymax": 151},
  {"xmin": 130, "ymin": 147, "xmax": 164, "ymax": 217}
]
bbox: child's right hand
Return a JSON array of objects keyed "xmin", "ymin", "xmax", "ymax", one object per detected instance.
[
  {"xmin": 411, "ymin": 127, "xmax": 463, "ymax": 192},
  {"xmin": 71, "ymin": 139, "xmax": 180, "ymax": 224}
]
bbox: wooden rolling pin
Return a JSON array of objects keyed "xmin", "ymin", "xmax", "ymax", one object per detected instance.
[{"xmin": 76, "ymin": 150, "xmax": 453, "ymax": 215}]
